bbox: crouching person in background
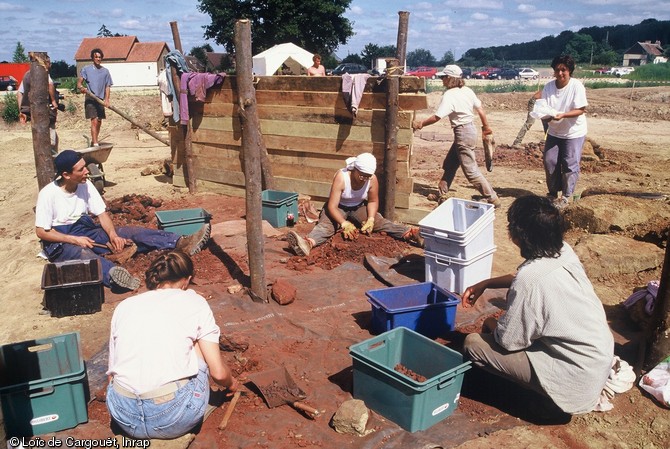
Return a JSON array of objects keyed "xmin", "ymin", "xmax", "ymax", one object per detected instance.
[{"xmin": 106, "ymin": 251, "xmax": 239, "ymax": 439}]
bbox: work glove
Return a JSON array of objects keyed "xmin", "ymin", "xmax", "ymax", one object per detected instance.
[
  {"xmin": 483, "ymin": 133, "xmax": 495, "ymax": 172},
  {"xmin": 360, "ymin": 217, "xmax": 375, "ymax": 235},
  {"xmin": 340, "ymin": 220, "xmax": 358, "ymax": 240}
]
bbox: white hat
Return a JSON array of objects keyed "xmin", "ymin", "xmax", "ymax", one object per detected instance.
[
  {"xmin": 436, "ymin": 65, "xmax": 462, "ymax": 79},
  {"xmin": 345, "ymin": 153, "xmax": 377, "ymax": 175}
]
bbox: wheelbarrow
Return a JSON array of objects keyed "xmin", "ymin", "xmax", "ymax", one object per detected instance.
[
  {"xmin": 248, "ymin": 366, "xmax": 321, "ymax": 419},
  {"xmin": 77, "ymin": 143, "xmax": 113, "ymax": 193}
]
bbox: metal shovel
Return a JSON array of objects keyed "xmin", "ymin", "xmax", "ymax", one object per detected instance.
[{"xmin": 248, "ymin": 366, "xmax": 321, "ymax": 419}]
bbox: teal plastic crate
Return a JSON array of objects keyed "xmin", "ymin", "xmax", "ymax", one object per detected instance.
[
  {"xmin": 155, "ymin": 208, "xmax": 212, "ymax": 236},
  {"xmin": 262, "ymin": 190, "xmax": 298, "ymax": 228},
  {"xmin": 349, "ymin": 327, "xmax": 471, "ymax": 432},
  {"xmin": 366, "ymin": 282, "xmax": 459, "ymax": 338},
  {"xmin": 0, "ymin": 332, "xmax": 88, "ymax": 436}
]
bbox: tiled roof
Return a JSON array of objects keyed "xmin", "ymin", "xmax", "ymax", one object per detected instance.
[
  {"xmin": 638, "ymin": 41, "xmax": 663, "ymax": 56},
  {"xmin": 74, "ymin": 36, "xmax": 138, "ymax": 61},
  {"xmin": 126, "ymin": 42, "xmax": 170, "ymax": 62}
]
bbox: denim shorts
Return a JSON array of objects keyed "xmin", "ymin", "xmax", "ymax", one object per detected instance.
[{"xmin": 106, "ymin": 359, "xmax": 210, "ymax": 439}]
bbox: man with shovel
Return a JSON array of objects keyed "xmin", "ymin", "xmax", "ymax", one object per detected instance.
[
  {"xmin": 35, "ymin": 150, "xmax": 211, "ymax": 291},
  {"xmin": 77, "ymin": 48, "xmax": 112, "ymax": 146}
]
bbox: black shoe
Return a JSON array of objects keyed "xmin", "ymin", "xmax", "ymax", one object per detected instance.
[{"xmin": 176, "ymin": 224, "xmax": 211, "ymax": 255}]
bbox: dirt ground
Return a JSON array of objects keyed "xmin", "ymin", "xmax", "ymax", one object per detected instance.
[{"xmin": 0, "ymin": 83, "xmax": 669, "ymax": 448}]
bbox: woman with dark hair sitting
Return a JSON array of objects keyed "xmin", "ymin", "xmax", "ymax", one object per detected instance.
[
  {"xmin": 106, "ymin": 250, "xmax": 238, "ymax": 439},
  {"xmin": 461, "ymin": 194, "xmax": 613, "ymax": 415}
]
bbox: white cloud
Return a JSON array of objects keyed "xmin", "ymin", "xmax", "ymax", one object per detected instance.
[
  {"xmin": 472, "ymin": 13, "xmax": 489, "ymax": 20},
  {"xmin": 528, "ymin": 18, "xmax": 564, "ymax": 29},
  {"xmin": 445, "ymin": 0, "xmax": 503, "ymax": 10},
  {"xmin": 120, "ymin": 19, "xmax": 147, "ymax": 30},
  {"xmin": 414, "ymin": 2, "xmax": 433, "ymax": 10},
  {"xmin": 517, "ymin": 4, "xmax": 535, "ymax": 13},
  {"xmin": 0, "ymin": 2, "xmax": 27, "ymax": 11},
  {"xmin": 350, "ymin": 6, "xmax": 363, "ymax": 15}
]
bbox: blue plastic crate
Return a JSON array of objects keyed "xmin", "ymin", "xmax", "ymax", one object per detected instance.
[
  {"xmin": 155, "ymin": 208, "xmax": 212, "ymax": 236},
  {"xmin": 366, "ymin": 282, "xmax": 459, "ymax": 338},
  {"xmin": 262, "ymin": 190, "xmax": 298, "ymax": 228},
  {"xmin": 350, "ymin": 327, "xmax": 471, "ymax": 432}
]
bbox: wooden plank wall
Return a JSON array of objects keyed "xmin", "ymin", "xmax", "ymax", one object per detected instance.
[{"xmin": 172, "ymin": 76, "xmax": 427, "ymax": 212}]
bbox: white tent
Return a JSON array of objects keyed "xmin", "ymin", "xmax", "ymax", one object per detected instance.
[{"xmin": 252, "ymin": 43, "xmax": 314, "ymax": 76}]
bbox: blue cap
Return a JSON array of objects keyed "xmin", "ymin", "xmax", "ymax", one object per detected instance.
[{"xmin": 54, "ymin": 150, "xmax": 83, "ymax": 177}]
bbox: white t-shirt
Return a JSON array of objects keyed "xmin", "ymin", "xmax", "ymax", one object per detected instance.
[
  {"xmin": 107, "ymin": 288, "xmax": 221, "ymax": 394},
  {"xmin": 435, "ymin": 86, "xmax": 482, "ymax": 127},
  {"xmin": 18, "ymin": 75, "xmax": 54, "ymax": 94},
  {"xmin": 35, "ymin": 180, "xmax": 107, "ymax": 229},
  {"xmin": 339, "ymin": 169, "xmax": 371, "ymax": 207},
  {"xmin": 541, "ymin": 78, "xmax": 588, "ymax": 139}
]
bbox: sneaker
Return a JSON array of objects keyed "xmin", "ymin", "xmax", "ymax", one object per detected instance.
[
  {"xmin": 176, "ymin": 223, "xmax": 211, "ymax": 255},
  {"xmin": 403, "ymin": 228, "xmax": 425, "ymax": 248},
  {"xmin": 287, "ymin": 231, "xmax": 311, "ymax": 256},
  {"xmin": 552, "ymin": 197, "xmax": 569, "ymax": 210},
  {"xmin": 109, "ymin": 266, "xmax": 141, "ymax": 290}
]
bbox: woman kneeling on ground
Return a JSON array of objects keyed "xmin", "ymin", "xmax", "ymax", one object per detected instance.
[
  {"xmin": 287, "ymin": 152, "xmax": 422, "ymax": 256},
  {"xmin": 462, "ymin": 194, "xmax": 613, "ymax": 414},
  {"xmin": 106, "ymin": 250, "xmax": 239, "ymax": 439}
]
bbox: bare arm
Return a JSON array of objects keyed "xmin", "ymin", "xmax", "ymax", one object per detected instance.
[
  {"xmin": 474, "ymin": 106, "xmax": 492, "ymax": 135},
  {"xmin": 461, "ymin": 274, "xmax": 515, "ymax": 308},
  {"xmin": 96, "ymin": 212, "xmax": 127, "ymax": 252},
  {"xmin": 77, "ymin": 75, "xmax": 87, "ymax": 94},
  {"xmin": 198, "ymin": 340, "xmax": 238, "ymax": 392},
  {"xmin": 104, "ymin": 85, "xmax": 111, "ymax": 107},
  {"xmin": 365, "ymin": 176, "xmax": 380, "ymax": 219},
  {"xmin": 36, "ymin": 226, "xmax": 95, "ymax": 248},
  {"xmin": 412, "ymin": 114, "xmax": 441, "ymax": 130},
  {"xmin": 48, "ymin": 81, "xmax": 58, "ymax": 109},
  {"xmin": 554, "ymin": 107, "xmax": 586, "ymax": 120}
]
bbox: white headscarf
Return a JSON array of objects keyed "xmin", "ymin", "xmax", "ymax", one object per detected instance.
[{"xmin": 345, "ymin": 152, "xmax": 377, "ymax": 175}]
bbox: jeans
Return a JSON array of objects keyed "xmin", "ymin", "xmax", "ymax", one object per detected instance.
[
  {"xmin": 42, "ymin": 215, "xmax": 180, "ymax": 287},
  {"xmin": 442, "ymin": 122, "xmax": 498, "ymax": 201},
  {"xmin": 106, "ymin": 359, "xmax": 211, "ymax": 439},
  {"xmin": 543, "ymin": 134, "xmax": 586, "ymax": 198}
]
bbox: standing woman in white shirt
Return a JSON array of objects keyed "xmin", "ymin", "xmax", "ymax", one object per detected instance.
[
  {"xmin": 540, "ymin": 55, "xmax": 588, "ymax": 208},
  {"xmin": 106, "ymin": 250, "xmax": 239, "ymax": 439}
]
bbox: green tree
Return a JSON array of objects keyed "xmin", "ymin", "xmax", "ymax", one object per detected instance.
[
  {"xmin": 198, "ymin": 0, "xmax": 354, "ymax": 55},
  {"xmin": 13, "ymin": 42, "xmax": 28, "ymax": 63},
  {"xmin": 437, "ymin": 51, "xmax": 455, "ymax": 67},
  {"xmin": 190, "ymin": 44, "xmax": 214, "ymax": 70},
  {"xmin": 97, "ymin": 25, "xmax": 113, "ymax": 37},
  {"xmin": 360, "ymin": 43, "xmax": 396, "ymax": 69},
  {"xmin": 50, "ymin": 60, "xmax": 77, "ymax": 78},
  {"xmin": 564, "ymin": 33, "xmax": 595, "ymax": 63},
  {"xmin": 341, "ymin": 53, "xmax": 363, "ymax": 65},
  {"xmin": 406, "ymin": 48, "xmax": 437, "ymax": 68}
]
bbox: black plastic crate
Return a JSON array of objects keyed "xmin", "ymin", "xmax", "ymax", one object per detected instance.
[{"xmin": 41, "ymin": 259, "xmax": 104, "ymax": 317}]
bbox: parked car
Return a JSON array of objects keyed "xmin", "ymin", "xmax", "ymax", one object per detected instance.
[
  {"xmin": 609, "ymin": 67, "xmax": 635, "ymax": 77},
  {"xmin": 495, "ymin": 68, "xmax": 520, "ymax": 80},
  {"xmin": 461, "ymin": 68, "xmax": 472, "ymax": 79},
  {"xmin": 486, "ymin": 68, "xmax": 504, "ymax": 80},
  {"xmin": 472, "ymin": 67, "xmax": 496, "ymax": 79},
  {"xmin": 518, "ymin": 67, "xmax": 539, "ymax": 80},
  {"xmin": 593, "ymin": 67, "xmax": 610, "ymax": 75},
  {"xmin": 329, "ymin": 63, "xmax": 369, "ymax": 76},
  {"xmin": 406, "ymin": 66, "xmax": 438, "ymax": 79},
  {"xmin": 0, "ymin": 75, "xmax": 18, "ymax": 91}
]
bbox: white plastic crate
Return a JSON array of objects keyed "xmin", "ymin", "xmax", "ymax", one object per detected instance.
[
  {"xmin": 424, "ymin": 246, "xmax": 496, "ymax": 294},
  {"xmin": 420, "ymin": 212, "xmax": 494, "ymax": 259},
  {"xmin": 419, "ymin": 198, "xmax": 495, "ymax": 241}
]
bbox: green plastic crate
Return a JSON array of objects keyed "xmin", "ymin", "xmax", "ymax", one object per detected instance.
[
  {"xmin": 155, "ymin": 208, "xmax": 212, "ymax": 236},
  {"xmin": 0, "ymin": 332, "xmax": 89, "ymax": 436},
  {"xmin": 262, "ymin": 190, "xmax": 298, "ymax": 228},
  {"xmin": 349, "ymin": 327, "xmax": 471, "ymax": 432}
]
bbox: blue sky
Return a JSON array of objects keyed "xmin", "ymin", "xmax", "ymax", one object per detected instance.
[{"xmin": 1, "ymin": 0, "xmax": 668, "ymax": 65}]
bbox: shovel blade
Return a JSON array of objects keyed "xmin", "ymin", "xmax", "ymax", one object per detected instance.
[{"xmin": 248, "ymin": 367, "xmax": 306, "ymax": 409}]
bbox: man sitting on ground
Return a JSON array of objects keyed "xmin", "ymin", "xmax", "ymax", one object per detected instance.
[
  {"xmin": 287, "ymin": 152, "xmax": 423, "ymax": 256},
  {"xmin": 35, "ymin": 150, "xmax": 210, "ymax": 291}
]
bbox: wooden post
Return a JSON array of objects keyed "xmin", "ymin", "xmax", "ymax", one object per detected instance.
[
  {"xmin": 646, "ymin": 234, "xmax": 670, "ymax": 368},
  {"xmin": 382, "ymin": 61, "xmax": 399, "ymax": 220},
  {"xmin": 235, "ymin": 19, "xmax": 267, "ymax": 303},
  {"xmin": 170, "ymin": 21, "xmax": 196, "ymax": 193},
  {"xmin": 29, "ymin": 52, "xmax": 55, "ymax": 190},
  {"xmin": 396, "ymin": 11, "xmax": 410, "ymax": 72}
]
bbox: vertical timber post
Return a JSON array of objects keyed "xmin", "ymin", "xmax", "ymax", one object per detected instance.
[
  {"xmin": 235, "ymin": 19, "xmax": 267, "ymax": 303},
  {"xmin": 170, "ymin": 21, "xmax": 196, "ymax": 193},
  {"xmin": 29, "ymin": 52, "xmax": 55, "ymax": 190},
  {"xmin": 396, "ymin": 11, "xmax": 410, "ymax": 71},
  {"xmin": 647, "ymin": 234, "xmax": 670, "ymax": 368}
]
